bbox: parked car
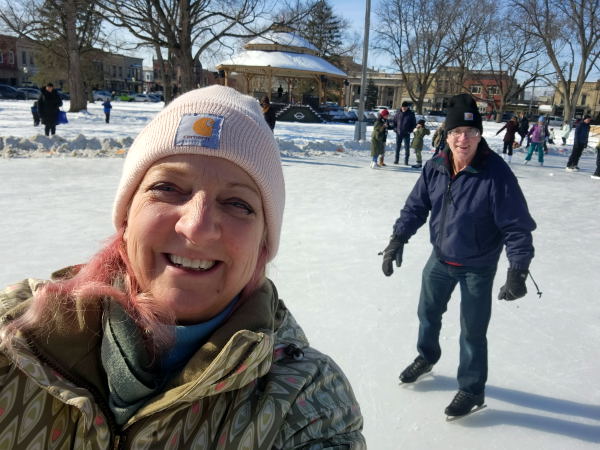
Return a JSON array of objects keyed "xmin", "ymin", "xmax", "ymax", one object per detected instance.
[
  {"xmin": 133, "ymin": 93, "xmax": 155, "ymax": 102},
  {"xmin": 545, "ymin": 115, "xmax": 564, "ymax": 127},
  {"xmin": 427, "ymin": 110, "xmax": 446, "ymax": 117},
  {"xmin": 115, "ymin": 92, "xmax": 135, "ymax": 102},
  {"xmin": 0, "ymin": 84, "xmax": 26, "ymax": 99},
  {"xmin": 17, "ymin": 87, "xmax": 41, "ymax": 100},
  {"xmin": 55, "ymin": 88, "xmax": 70, "ymax": 100},
  {"xmin": 147, "ymin": 94, "xmax": 162, "ymax": 102},
  {"xmin": 93, "ymin": 90, "xmax": 112, "ymax": 101}
]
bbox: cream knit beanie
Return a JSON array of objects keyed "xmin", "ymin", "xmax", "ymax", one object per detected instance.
[{"xmin": 113, "ymin": 85, "xmax": 285, "ymax": 261}]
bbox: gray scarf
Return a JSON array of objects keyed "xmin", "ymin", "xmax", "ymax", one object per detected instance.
[{"xmin": 100, "ymin": 301, "xmax": 165, "ymax": 425}]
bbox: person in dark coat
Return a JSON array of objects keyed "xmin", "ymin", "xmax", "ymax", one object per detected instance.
[
  {"xmin": 517, "ymin": 112, "xmax": 529, "ymax": 146},
  {"xmin": 495, "ymin": 116, "xmax": 519, "ymax": 162},
  {"xmin": 261, "ymin": 96, "xmax": 276, "ymax": 131},
  {"xmin": 37, "ymin": 83, "xmax": 63, "ymax": 136},
  {"xmin": 566, "ymin": 115, "xmax": 592, "ymax": 171},
  {"xmin": 31, "ymin": 100, "xmax": 40, "ymax": 126},
  {"xmin": 381, "ymin": 93, "xmax": 536, "ymax": 419},
  {"xmin": 392, "ymin": 101, "xmax": 417, "ymax": 165}
]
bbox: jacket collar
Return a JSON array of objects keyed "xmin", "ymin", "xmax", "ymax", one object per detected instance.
[{"xmin": 3, "ymin": 274, "xmax": 292, "ymax": 426}]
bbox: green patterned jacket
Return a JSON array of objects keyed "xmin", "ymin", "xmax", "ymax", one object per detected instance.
[{"xmin": 0, "ymin": 276, "xmax": 365, "ymax": 449}]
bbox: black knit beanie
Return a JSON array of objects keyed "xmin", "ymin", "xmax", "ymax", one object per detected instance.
[{"xmin": 445, "ymin": 93, "xmax": 482, "ymax": 133}]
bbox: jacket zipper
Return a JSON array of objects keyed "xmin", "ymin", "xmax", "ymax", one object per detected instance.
[
  {"xmin": 437, "ymin": 179, "xmax": 453, "ymax": 252},
  {"xmin": 23, "ymin": 336, "xmax": 124, "ymax": 448}
]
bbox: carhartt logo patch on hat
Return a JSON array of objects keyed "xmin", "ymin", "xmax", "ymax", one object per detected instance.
[
  {"xmin": 464, "ymin": 112, "xmax": 474, "ymax": 121},
  {"xmin": 175, "ymin": 114, "xmax": 224, "ymax": 148}
]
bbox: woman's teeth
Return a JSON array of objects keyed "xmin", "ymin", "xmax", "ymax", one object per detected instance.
[{"xmin": 169, "ymin": 254, "xmax": 216, "ymax": 270}]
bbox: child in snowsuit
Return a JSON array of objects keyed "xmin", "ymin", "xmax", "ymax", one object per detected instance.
[
  {"xmin": 431, "ymin": 121, "xmax": 446, "ymax": 156},
  {"xmin": 102, "ymin": 99, "xmax": 112, "ymax": 124},
  {"xmin": 371, "ymin": 109, "xmax": 390, "ymax": 168},
  {"xmin": 410, "ymin": 119, "xmax": 430, "ymax": 168},
  {"xmin": 524, "ymin": 117, "xmax": 546, "ymax": 165},
  {"xmin": 31, "ymin": 101, "xmax": 40, "ymax": 126}
]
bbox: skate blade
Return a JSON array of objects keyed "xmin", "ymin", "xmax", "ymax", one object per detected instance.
[
  {"xmin": 398, "ymin": 371, "xmax": 433, "ymax": 386},
  {"xmin": 445, "ymin": 404, "xmax": 487, "ymax": 421}
]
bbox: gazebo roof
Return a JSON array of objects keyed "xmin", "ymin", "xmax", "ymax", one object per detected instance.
[
  {"xmin": 245, "ymin": 32, "xmax": 318, "ymax": 54},
  {"xmin": 217, "ymin": 32, "xmax": 347, "ymax": 79}
]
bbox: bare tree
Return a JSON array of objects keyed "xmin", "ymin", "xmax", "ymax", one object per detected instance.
[
  {"xmin": 442, "ymin": 0, "xmax": 496, "ymax": 91},
  {"xmin": 513, "ymin": 0, "xmax": 600, "ymax": 121},
  {"xmin": 373, "ymin": 0, "xmax": 476, "ymax": 113},
  {"xmin": 98, "ymin": 0, "xmax": 314, "ymax": 100},
  {"xmin": 0, "ymin": 0, "xmax": 102, "ymax": 112},
  {"xmin": 478, "ymin": 8, "xmax": 551, "ymax": 121}
]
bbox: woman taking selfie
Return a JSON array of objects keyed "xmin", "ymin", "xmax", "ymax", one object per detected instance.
[{"xmin": 0, "ymin": 86, "xmax": 365, "ymax": 449}]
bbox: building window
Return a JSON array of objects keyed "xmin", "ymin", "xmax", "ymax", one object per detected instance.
[
  {"xmin": 22, "ymin": 51, "xmax": 27, "ymax": 66},
  {"xmin": 487, "ymin": 86, "xmax": 499, "ymax": 95},
  {"xmin": 0, "ymin": 52, "xmax": 3, "ymax": 64},
  {"xmin": 581, "ymin": 94, "xmax": 587, "ymax": 105},
  {"xmin": 8, "ymin": 51, "xmax": 14, "ymax": 65},
  {"xmin": 118, "ymin": 66, "xmax": 122, "ymax": 77},
  {"xmin": 112, "ymin": 65, "xmax": 116, "ymax": 77},
  {"xmin": 470, "ymin": 85, "xmax": 482, "ymax": 94},
  {"xmin": 30, "ymin": 54, "xmax": 34, "ymax": 65}
]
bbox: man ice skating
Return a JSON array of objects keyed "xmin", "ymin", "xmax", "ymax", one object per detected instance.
[{"xmin": 381, "ymin": 93, "xmax": 536, "ymax": 418}]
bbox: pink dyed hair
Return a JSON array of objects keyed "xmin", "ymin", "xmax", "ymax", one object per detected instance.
[{"xmin": 3, "ymin": 229, "xmax": 269, "ymax": 354}]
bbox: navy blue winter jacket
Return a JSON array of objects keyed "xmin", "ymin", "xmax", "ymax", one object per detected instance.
[
  {"xmin": 392, "ymin": 139, "xmax": 536, "ymax": 270},
  {"xmin": 393, "ymin": 109, "xmax": 416, "ymax": 137},
  {"xmin": 574, "ymin": 121, "xmax": 590, "ymax": 146}
]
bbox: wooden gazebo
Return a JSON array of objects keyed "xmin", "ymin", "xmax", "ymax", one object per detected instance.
[{"xmin": 216, "ymin": 32, "xmax": 347, "ymax": 104}]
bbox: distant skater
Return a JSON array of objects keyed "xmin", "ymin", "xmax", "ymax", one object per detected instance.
[{"xmin": 103, "ymin": 98, "xmax": 112, "ymax": 124}]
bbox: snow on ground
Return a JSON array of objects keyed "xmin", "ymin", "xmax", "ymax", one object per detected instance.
[{"xmin": 1, "ymin": 99, "xmax": 600, "ymax": 449}]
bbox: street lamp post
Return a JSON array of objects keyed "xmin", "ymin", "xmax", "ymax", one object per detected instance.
[{"xmin": 354, "ymin": 0, "xmax": 371, "ymax": 141}]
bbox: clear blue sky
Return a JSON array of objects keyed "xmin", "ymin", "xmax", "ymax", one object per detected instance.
[{"xmin": 328, "ymin": 0, "xmax": 396, "ymax": 70}]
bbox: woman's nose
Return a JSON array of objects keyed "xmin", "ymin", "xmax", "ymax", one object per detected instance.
[{"xmin": 174, "ymin": 194, "xmax": 221, "ymax": 243}]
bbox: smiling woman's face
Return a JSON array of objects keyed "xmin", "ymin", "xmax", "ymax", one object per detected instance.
[{"xmin": 124, "ymin": 154, "xmax": 265, "ymax": 323}]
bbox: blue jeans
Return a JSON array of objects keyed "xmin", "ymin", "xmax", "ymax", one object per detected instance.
[
  {"xmin": 395, "ymin": 134, "xmax": 411, "ymax": 164},
  {"xmin": 416, "ymin": 253, "xmax": 497, "ymax": 395}
]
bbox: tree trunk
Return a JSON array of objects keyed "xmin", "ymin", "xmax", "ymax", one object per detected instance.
[
  {"xmin": 173, "ymin": 47, "xmax": 195, "ymax": 93},
  {"xmin": 65, "ymin": 0, "xmax": 87, "ymax": 112},
  {"xmin": 176, "ymin": 0, "xmax": 194, "ymax": 94}
]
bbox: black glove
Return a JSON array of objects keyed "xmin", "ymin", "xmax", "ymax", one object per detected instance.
[
  {"xmin": 382, "ymin": 236, "xmax": 405, "ymax": 277},
  {"xmin": 498, "ymin": 268, "xmax": 528, "ymax": 300}
]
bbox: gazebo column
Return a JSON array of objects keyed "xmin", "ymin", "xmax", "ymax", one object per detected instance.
[
  {"xmin": 286, "ymin": 78, "xmax": 294, "ymax": 104},
  {"xmin": 266, "ymin": 67, "xmax": 273, "ymax": 100},
  {"xmin": 244, "ymin": 73, "xmax": 254, "ymax": 95},
  {"xmin": 223, "ymin": 70, "xmax": 230, "ymax": 87},
  {"xmin": 315, "ymin": 75, "xmax": 323, "ymax": 105}
]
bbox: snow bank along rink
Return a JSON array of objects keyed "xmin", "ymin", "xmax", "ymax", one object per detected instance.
[{"xmin": 1, "ymin": 98, "xmax": 598, "ymax": 159}]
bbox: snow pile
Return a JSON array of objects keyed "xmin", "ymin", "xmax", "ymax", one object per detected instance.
[{"xmin": 1, "ymin": 134, "xmax": 132, "ymax": 158}]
